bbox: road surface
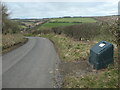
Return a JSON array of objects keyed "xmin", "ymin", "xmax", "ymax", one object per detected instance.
[{"xmin": 2, "ymin": 37, "xmax": 60, "ymax": 88}]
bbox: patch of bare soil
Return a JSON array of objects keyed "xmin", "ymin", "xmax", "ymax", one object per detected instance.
[
  {"xmin": 59, "ymin": 60, "xmax": 93, "ymax": 77},
  {"xmin": 54, "ymin": 60, "xmax": 98, "ymax": 88}
]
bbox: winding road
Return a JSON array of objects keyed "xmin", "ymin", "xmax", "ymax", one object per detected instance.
[{"xmin": 2, "ymin": 37, "xmax": 60, "ymax": 88}]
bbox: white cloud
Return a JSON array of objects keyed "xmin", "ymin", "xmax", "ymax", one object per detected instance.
[
  {"xmin": 5, "ymin": 2, "xmax": 119, "ymax": 19},
  {"xmin": 2, "ymin": 0, "xmax": 120, "ymax": 2}
]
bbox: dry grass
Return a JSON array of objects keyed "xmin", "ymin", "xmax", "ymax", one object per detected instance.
[
  {"xmin": 2, "ymin": 34, "xmax": 26, "ymax": 54},
  {"xmin": 62, "ymin": 60, "xmax": 119, "ymax": 88}
]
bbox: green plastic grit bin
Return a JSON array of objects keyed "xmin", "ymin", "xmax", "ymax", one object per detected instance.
[{"xmin": 89, "ymin": 41, "xmax": 114, "ymax": 70}]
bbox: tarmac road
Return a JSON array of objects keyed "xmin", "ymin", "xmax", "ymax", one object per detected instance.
[{"xmin": 2, "ymin": 37, "xmax": 60, "ymax": 88}]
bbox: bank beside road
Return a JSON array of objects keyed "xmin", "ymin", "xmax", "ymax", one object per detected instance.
[{"xmin": 2, "ymin": 34, "xmax": 28, "ymax": 54}]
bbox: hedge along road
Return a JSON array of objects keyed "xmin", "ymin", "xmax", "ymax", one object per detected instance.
[{"xmin": 2, "ymin": 37, "xmax": 60, "ymax": 88}]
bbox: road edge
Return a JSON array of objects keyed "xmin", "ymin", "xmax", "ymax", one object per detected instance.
[{"xmin": 45, "ymin": 38, "xmax": 63, "ymax": 88}]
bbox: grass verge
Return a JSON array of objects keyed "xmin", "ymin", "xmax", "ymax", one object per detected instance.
[
  {"xmin": 62, "ymin": 60, "xmax": 119, "ymax": 88},
  {"xmin": 2, "ymin": 34, "xmax": 28, "ymax": 54}
]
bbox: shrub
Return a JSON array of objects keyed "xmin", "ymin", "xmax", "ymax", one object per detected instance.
[{"xmin": 51, "ymin": 23, "xmax": 101, "ymax": 41}]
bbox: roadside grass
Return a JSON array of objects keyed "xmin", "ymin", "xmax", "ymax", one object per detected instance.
[
  {"xmin": 38, "ymin": 34, "xmax": 95, "ymax": 62},
  {"xmin": 50, "ymin": 17, "xmax": 96, "ymax": 23},
  {"xmin": 2, "ymin": 34, "xmax": 27, "ymax": 54},
  {"xmin": 62, "ymin": 64, "xmax": 118, "ymax": 88}
]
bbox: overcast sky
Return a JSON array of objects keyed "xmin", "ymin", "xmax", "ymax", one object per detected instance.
[{"xmin": 4, "ymin": 1, "xmax": 119, "ymax": 19}]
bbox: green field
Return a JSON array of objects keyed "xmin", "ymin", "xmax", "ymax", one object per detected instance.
[
  {"xmin": 39, "ymin": 17, "xmax": 96, "ymax": 29},
  {"xmin": 50, "ymin": 17, "xmax": 96, "ymax": 23},
  {"xmin": 40, "ymin": 23, "xmax": 80, "ymax": 29}
]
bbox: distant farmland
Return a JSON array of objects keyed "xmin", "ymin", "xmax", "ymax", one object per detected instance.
[
  {"xmin": 49, "ymin": 17, "xmax": 96, "ymax": 23},
  {"xmin": 38, "ymin": 17, "xmax": 96, "ymax": 29},
  {"xmin": 40, "ymin": 23, "xmax": 80, "ymax": 28},
  {"xmin": 94, "ymin": 15, "xmax": 118, "ymax": 24}
]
